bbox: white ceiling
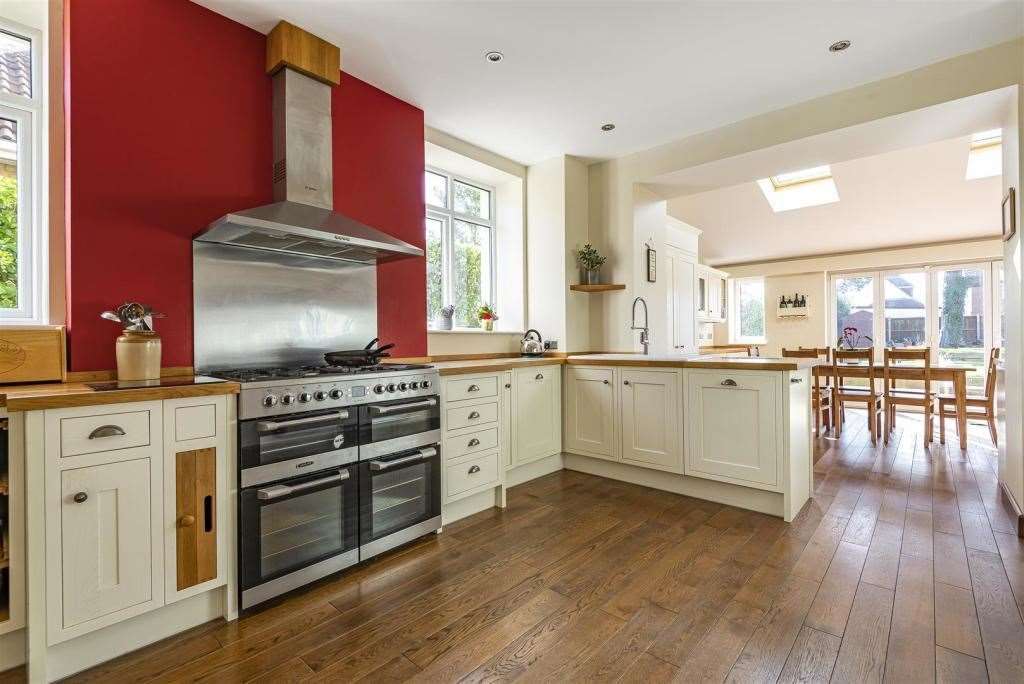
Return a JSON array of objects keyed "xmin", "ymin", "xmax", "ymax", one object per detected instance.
[
  {"xmin": 668, "ymin": 135, "xmax": 1003, "ymax": 267},
  {"xmin": 195, "ymin": 0, "xmax": 1023, "ymax": 166}
]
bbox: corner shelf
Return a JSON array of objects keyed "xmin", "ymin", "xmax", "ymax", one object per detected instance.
[{"xmin": 570, "ymin": 284, "xmax": 626, "ymax": 293}]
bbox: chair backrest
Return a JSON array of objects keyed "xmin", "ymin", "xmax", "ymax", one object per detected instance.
[
  {"xmin": 883, "ymin": 347, "xmax": 930, "ymax": 398},
  {"xmin": 799, "ymin": 346, "xmax": 832, "ymax": 362},
  {"xmin": 984, "ymin": 347, "xmax": 1001, "ymax": 399},
  {"xmin": 781, "ymin": 348, "xmax": 820, "ymax": 358},
  {"xmin": 833, "ymin": 347, "xmax": 875, "ymax": 390}
]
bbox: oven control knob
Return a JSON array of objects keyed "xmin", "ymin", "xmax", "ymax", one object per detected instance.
[
  {"xmin": 328, "ymin": 388, "xmax": 343, "ymax": 400},
  {"xmin": 386, "ymin": 383, "xmax": 397, "ymax": 393},
  {"xmin": 421, "ymin": 379, "xmax": 432, "ymax": 390},
  {"xmin": 397, "ymin": 382, "xmax": 409, "ymax": 391},
  {"xmin": 373, "ymin": 384, "xmax": 386, "ymax": 394},
  {"xmin": 262, "ymin": 394, "xmax": 279, "ymax": 408},
  {"xmin": 313, "ymin": 390, "xmax": 327, "ymax": 401},
  {"xmin": 298, "ymin": 392, "xmax": 312, "ymax": 403},
  {"xmin": 281, "ymin": 393, "xmax": 296, "ymax": 405},
  {"xmin": 408, "ymin": 381, "xmax": 420, "ymax": 390}
]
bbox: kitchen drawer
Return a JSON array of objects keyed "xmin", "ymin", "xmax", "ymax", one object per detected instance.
[
  {"xmin": 446, "ymin": 451, "xmax": 499, "ymax": 499},
  {"xmin": 174, "ymin": 402, "xmax": 218, "ymax": 442},
  {"xmin": 446, "ymin": 401, "xmax": 498, "ymax": 431},
  {"xmin": 444, "ymin": 376, "xmax": 498, "ymax": 402},
  {"xmin": 445, "ymin": 427, "xmax": 499, "ymax": 460},
  {"xmin": 60, "ymin": 409, "xmax": 153, "ymax": 458}
]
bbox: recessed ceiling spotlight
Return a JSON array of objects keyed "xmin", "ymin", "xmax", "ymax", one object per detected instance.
[
  {"xmin": 484, "ymin": 50, "xmax": 504, "ymax": 63},
  {"xmin": 601, "ymin": 123, "xmax": 616, "ymax": 132},
  {"xmin": 829, "ymin": 40, "xmax": 851, "ymax": 53}
]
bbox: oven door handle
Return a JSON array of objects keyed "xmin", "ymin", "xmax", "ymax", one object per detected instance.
[
  {"xmin": 256, "ymin": 469, "xmax": 350, "ymax": 500},
  {"xmin": 369, "ymin": 398, "xmax": 438, "ymax": 416},
  {"xmin": 257, "ymin": 410, "xmax": 350, "ymax": 433},
  {"xmin": 369, "ymin": 447, "xmax": 438, "ymax": 471}
]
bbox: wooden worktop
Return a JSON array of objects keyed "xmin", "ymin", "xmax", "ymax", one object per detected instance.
[
  {"xmin": 424, "ymin": 353, "xmax": 816, "ymax": 375},
  {"xmin": 0, "ymin": 377, "xmax": 240, "ymax": 411}
]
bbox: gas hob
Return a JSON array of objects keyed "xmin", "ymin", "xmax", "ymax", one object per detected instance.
[{"xmin": 207, "ymin": 363, "xmax": 439, "ymax": 420}]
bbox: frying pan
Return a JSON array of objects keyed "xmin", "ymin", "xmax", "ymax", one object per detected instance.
[{"xmin": 324, "ymin": 339, "xmax": 395, "ymax": 366}]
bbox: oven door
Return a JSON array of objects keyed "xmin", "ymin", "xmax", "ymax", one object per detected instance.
[
  {"xmin": 239, "ymin": 465, "xmax": 359, "ymax": 608},
  {"xmin": 359, "ymin": 446, "xmax": 441, "ymax": 560},
  {"xmin": 359, "ymin": 395, "xmax": 441, "ymax": 459},
  {"xmin": 241, "ymin": 408, "xmax": 359, "ymax": 487}
]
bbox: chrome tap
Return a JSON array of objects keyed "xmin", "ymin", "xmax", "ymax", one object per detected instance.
[{"xmin": 631, "ymin": 296, "xmax": 650, "ymax": 355}]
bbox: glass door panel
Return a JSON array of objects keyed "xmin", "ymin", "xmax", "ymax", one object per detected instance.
[
  {"xmin": 835, "ymin": 275, "xmax": 875, "ymax": 347},
  {"xmin": 883, "ymin": 272, "xmax": 927, "ymax": 348},
  {"xmin": 936, "ymin": 267, "xmax": 986, "ymax": 391}
]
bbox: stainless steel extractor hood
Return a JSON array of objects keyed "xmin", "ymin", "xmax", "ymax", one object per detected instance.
[{"xmin": 196, "ymin": 67, "xmax": 422, "ymax": 263}]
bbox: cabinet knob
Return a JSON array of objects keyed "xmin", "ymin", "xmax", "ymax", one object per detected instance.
[
  {"xmin": 468, "ymin": 465, "xmax": 481, "ymax": 474},
  {"xmin": 535, "ymin": 373, "xmax": 544, "ymax": 380},
  {"xmin": 178, "ymin": 515, "xmax": 196, "ymax": 528},
  {"xmin": 790, "ymin": 377, "xmax": 804, "ymax": 384},
  {"xmin": 603, "ymin": 379, "xmax": 610, "ymax": 384},
  {"xmin": 468, "ymin": 411, "xmax": 480, "ymax": 419},
  {"xmin": 505, "ymin": 383, "xmax": 511, "ymax": 389},
  {"xmin": 721, "ymin": 379, "xmax": 738, "ymax": 387},
  {"xmin": 468, "ymin": 438, "xmax": 480, "ymax": 447},
  {"xmin": 623, "ymin": 380, "xmax": 630, "ymax": 386},
  {"xmin": 73, "ymin": 491, "xmax": 88, "ymax": 504},
  {"xmin": 467, "ymin": 384, "xmax": 480, "ymax": 392}
]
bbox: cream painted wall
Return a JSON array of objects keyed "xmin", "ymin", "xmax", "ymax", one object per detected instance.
[
  {"xmin": 587, "ymin": 38, "xmax": 1024, "ymax": 355},
  {"xmin": 1000, "ymin": 88, "xmax": 1022, "ymax": 510},
  {"xmin": 427, "ymin": 332, "xmax": 522, "ymax": 356},
  {"xmin": 527, "ymin": 156, "xmax": 567, "ymax": 346},
  {"xmin": 564, "ymin": 155, "xmax": 590, "ymax": 351},
  {"xmin": 714, "ymin": 238, "xmax": 1005, "ymax": 353}
]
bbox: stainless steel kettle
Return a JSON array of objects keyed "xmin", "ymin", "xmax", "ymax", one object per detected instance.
[{"xmin": 521, "ymin": 329, "xmax": 544, "ymax": 357}]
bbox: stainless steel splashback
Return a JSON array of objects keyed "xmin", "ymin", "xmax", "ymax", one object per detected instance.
[{"xmin": 193, "ymin": 242, "xmax": 377, "ymax": 371}]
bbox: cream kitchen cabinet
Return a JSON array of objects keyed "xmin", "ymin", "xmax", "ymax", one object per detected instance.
[
  {"xmin": 441, "ymin": 371, "xmax": 505, "ymax": 506},
  {"xmin": 511, "ymin": 366, "xmax": 562, "ymax": 466},
  {"xmin": 666, "ymin": 247, "xmax": 696, "ymax": 353},
  {"xmin": 696, "ymin": 266, "xmax": 728, "ymax": 323},
  {"xmin": 684, "ymin": 369, "xmax": 782, "ymax": 489},
  {"xmin": 620, "ymin": 369, "xmax": 682, "ymax": 472},
  {"xmin": 564, "ymin": 366, "xmax": 617, "ymax": 460}
]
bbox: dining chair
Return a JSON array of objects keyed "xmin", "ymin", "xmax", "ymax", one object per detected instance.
[
  {"xmin": 832, "ymin": 348, "xmax": 884, "ymax": 445},
  {"xmin": 883, "ymin": 347, "xmax": 934, "ymax": 445},
  {"xmin": 783, "ymin": 347, "xmax": 832, "ymax": 435},
  {"xmin": 938, "ymin": 348, "xmax": 1000, "ymax": 446}
]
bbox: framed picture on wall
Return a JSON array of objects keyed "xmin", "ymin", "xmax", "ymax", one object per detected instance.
[{"xmin": 1003, "ymin": 187, "xmax": 1016, "ymax": 242}]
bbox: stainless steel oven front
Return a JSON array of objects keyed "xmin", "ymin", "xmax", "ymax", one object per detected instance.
[{"xmin": 358, "ymin": 446, "xmax": 441, "ymax": 560}]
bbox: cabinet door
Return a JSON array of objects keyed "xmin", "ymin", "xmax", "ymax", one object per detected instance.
[
  {"xmin": 696, "ymin": 271, "xmax": 708, "ymax": 316},
  {"xmin": 513, "ymin": 367, "xmax": 561, "ymax": 466},
  {"xmin": 668, "ymin": 251, "xmax": 696, "ymax": 352},
  {"xmin": 175, "ymin": 448, "xmax": 218, "ymax": 591},
  {"xmin": 60, "ymin": 459, "xmax": 155, "ymax": 629},
  {"xmin": 564, "ymin": 366, "xmax": 616, "ymax": 459},
  {"xmin": 717, "ymin": 276, "xmax": 728, "ymax": 322},
  {"xmin": 686, "ymin": 371, "xmax": 780, "ymax": 488},
  {"xmin": 620, "ymin": 370, "xmax": 681, "ymax": 471}
]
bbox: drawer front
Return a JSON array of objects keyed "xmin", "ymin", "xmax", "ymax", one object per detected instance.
[
  {"xmin": 444, "ymin": 376, "xmax": 498, "ymax": 402},
  {"xmin": 61, "ymin": 410, "xmax": 153, "ymax": 458},
  {"xmin": 445, "ymin": 427, "xmax": 499, "ymax": 460},
  {"xmin": 446, "ymin": 401, "xmax": 499, "ymax": 431},
  {"xmin": 446, "ymin": 452, "xmax": 499, "ymax": 498},
  {"xmin": 174, "ymin": 403, "xmax": 218, "ymax": 442}
]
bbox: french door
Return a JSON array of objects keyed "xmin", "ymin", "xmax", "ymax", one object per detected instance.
[{"xmin": 829, "ymin": 261, "xmax": 1000, "ymax": 391}]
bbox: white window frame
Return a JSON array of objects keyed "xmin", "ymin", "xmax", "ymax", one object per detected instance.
[
  {"xmin": 730, "ymin": 276, "xmax": 767, "ymax": 344},
  {"xmin": 425, "ymin": 166, "xmax": 497, "ymax": 330},
  {"xmin": 0, "ymin": 19, "xmax": 46, "ymax": 324}
]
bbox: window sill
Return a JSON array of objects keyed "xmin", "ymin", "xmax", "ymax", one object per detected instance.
[{"xmin": 428, "ymin": 328, "xmax": 525, "ymax": 335}]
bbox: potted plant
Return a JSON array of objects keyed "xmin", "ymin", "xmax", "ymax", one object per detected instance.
[
  {"xmin": 575, "ymin": 243, "xmax": 607, "ymax": 285},
  {"xmin": 478, "ymin": 304, "xmax": 498, "ymax": 332},
  {"xmin": 837, "ymin": 326, "xmax": 872, "ymax": 350},
  {"xmin": 437, "ymin": 304, "xmax": 455, "ymax": 331}
]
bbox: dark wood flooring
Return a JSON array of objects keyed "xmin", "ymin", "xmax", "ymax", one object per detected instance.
[{"xmin": 8, "ymin": 411, "xmax": 1024, "ymax": 683}]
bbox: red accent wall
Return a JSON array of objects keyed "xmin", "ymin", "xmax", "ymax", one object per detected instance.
[{"xmin": 66, "ymin": 0, "xmax": 427, "ymax": 371}]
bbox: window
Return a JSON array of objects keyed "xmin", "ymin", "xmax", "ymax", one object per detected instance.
[
  {"xmin": 424, "ymin": 168, "xmax": 496, "ymax": 329},
  {"xmin": 0, "ymin": 23, "xmax": 44, "ymax": 322},
  {"xmin": 757, "ymin": 164, "xmax": 839, "ymax": 212},
  {"xmin": 965, "ymin": 129, "xmax": 1001, "ymax": 180},
  {"xmin": 731, "ymin": 277, "xmax": 765, "ymax": 343}
]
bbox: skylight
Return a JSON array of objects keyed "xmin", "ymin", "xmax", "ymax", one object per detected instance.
[
  {"xmin": 965, "ymin": 128, "xmax": 1001, "ymax": 180},
  {"xmin": 757, "ymin": 165, "xmax": 839, "ymax": 212}
]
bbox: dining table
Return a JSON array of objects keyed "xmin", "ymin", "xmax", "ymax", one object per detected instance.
[{"xmin": 812, "ymin": 361, "xmax": 974, "ymax": 450}]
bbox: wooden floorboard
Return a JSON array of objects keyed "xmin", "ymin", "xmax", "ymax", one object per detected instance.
[{"xmin": 49, "ymin": 411, "xmax": 1024, "ymax": 684}]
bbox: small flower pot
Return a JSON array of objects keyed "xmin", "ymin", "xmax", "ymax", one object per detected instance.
[
  {"xmin": 582, "ymin": 268, "xmax": 601, "ymax": 285},
  {"xmin": 481, "ymin": 319, "xmax": 494, "ymax": 332},
  {"xmin": 438, "ymin": 316, "xmax": 453, "ymax": 331}
]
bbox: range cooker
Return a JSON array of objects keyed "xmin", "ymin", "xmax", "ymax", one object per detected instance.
[{"xmin": 208, "ymin": 363, "xmax": 442, "ymax": 609}]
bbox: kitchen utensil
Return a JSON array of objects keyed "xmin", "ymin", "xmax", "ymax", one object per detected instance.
[
  {"xmin": 521, "ymin": 329, "xmax": 545, "ymax": 357},
  {"xmin": 324, "ymin": 340, "xmax": 395, "ymax": 367}
]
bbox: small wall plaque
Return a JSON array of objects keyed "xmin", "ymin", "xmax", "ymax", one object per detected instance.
[
  {"xmin": 1003, "ymin": 187, "xmax": 1016, "ymax": 242},
  {"xmin": 646, "ymin": 246, "xmax": 656, "ymax": 282}
]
